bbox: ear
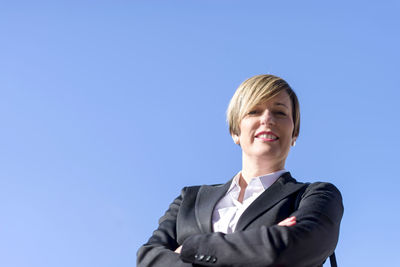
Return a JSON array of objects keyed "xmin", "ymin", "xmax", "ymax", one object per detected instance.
[{"xmin": 232, "ymin": 134, "xmax": 240, "ymax": 145}]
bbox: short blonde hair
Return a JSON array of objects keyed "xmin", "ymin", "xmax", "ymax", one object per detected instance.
[{"xmin": 227, "ymin": 74, "xmax": 300, "ymax": 137}]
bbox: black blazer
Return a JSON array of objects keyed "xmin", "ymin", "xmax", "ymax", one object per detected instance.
[{"xmin": 137, "ymin": 172, "xmax": 343, "ymax": 267}]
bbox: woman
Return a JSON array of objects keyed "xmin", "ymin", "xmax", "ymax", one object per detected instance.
[{"xmin": 137, "ymin": 74, "xmax": 344, "ymax": 267}]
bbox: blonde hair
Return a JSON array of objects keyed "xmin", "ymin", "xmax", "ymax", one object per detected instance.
[{"xmin": 227, "ymin": 74, "xmax": 300, "ymax": 137}]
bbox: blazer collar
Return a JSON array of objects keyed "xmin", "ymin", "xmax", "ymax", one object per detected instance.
[
  {"xmin": 195, "ymin": 177, "xmax": 233, "ymax": 233},
  {"xmin": 236, "ymin": 172, "xmax": 305, "ymax": 231},
  {"xmin": 195, "ymin": 172, "xmax": 306, "ymax": 233}
]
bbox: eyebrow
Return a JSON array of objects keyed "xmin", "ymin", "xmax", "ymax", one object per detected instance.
[{"xmin": 274, "ymin": 102, "xmax": 289, "ymax": 109}]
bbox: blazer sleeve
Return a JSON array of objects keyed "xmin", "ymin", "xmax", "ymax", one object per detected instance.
[
  {"xmin": 136, "ymin": 187, "xmax": 193, "ymax": 267},
  {"xmin": 179, "ymin": 182, "xmax": 344, "ymax": 267}
]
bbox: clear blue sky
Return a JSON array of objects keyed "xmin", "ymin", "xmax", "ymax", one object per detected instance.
[{"xmin": 1, "ymin": 1, "xmax": 399, "ymax": 266}]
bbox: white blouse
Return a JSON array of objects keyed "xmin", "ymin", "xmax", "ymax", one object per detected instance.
[{"xmin": 212, "ymin": 170, "xmax": 287, "ymax": 234}]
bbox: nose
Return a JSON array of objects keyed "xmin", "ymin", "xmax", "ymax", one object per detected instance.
[{"xmin": 260, "ymin": 110, "xmax": 275, "ymax": 125}]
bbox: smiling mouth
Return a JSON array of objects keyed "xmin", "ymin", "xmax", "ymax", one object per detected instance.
[{"xmin": 255, "ymin": 132, "xmax": 279, "ymax": 141}]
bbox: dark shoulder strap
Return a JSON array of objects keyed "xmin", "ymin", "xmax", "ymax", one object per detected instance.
[{"xmin": 329, "ymin": 252, "xmax": 337, "ymax": 267}]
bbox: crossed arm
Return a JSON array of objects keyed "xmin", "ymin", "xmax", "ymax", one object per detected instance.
[
  {"xmin": 174, "ymin": 216, "xmax": 297, "ymax": 254},
  {"xmin": 137, "ymin": 182, "xmax": 343, "ymax": 267}
]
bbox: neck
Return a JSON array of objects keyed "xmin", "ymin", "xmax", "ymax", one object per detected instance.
[{"xmin": 240, "ymin": 154, "xmax": 285, "ymax": 185}]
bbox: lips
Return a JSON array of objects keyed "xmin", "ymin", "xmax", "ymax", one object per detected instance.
[{"xmin": 255, "ymin": 131, "xmax": 279, "ymax": 141}]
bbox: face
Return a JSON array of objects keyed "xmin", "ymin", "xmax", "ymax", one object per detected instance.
[{"xmin": 233, "ymin": 91, "xmax": 296, "ymax": 167}]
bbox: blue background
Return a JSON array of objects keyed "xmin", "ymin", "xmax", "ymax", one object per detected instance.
[{"xmin": 1, "ymin": 1, "xmax": 399, "ymax": 266}]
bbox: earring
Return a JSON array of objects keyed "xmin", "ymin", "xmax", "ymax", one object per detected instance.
[
  {"xmin": 232, "ymin": 135, "xmax": 240, "ymax": 145},
  {"xmin": 291, "ymin": 140, "xmax": 296, "ymax": 147},
  {"xmin": 235, "ymin": 137, "xmax": 240, "ymax": 145}
]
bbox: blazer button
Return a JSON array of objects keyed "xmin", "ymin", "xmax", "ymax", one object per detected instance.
[
  {"xmin": 198, "ymin": 255, "xmax": 205, "ymax": 261},
  {"xmin": 205, "ymin": 255, "xmax": 211, "ymax": 262},
  {"xmin": 194, "ymin": 254, "xmax": 199, "ymax": 259},
  {"xmin": 212, "ymin": 257, "xmax": 217, "ymax": 263}
]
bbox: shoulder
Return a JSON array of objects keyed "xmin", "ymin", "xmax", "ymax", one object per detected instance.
[
  {"xmin": 181, "ymin": 180, "xmax": 227, "ymax": 192},
  {"xmin": 179, "ymin": 182, "xmax": 224, "ymax": 198},
  {"xmin": 293, "ymin": 179, "xmax": 344, "ymax": 223},
  {"xmin": 302, "ymin": 181, "xmax": 343, "ymax": 201},
  {"xmin": 286, "ymin": 172, "xmax": 342, "ymax": 197},
  {"xmin": 180, "ymin": 185, "xmax": 201, "ymax": 196}
]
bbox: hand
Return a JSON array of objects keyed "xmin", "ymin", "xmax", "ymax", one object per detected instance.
[
  {"xmin": 278, "ymin": 216, "xmax": 296, "ymax": 227},
  {"xmin": 174, "ymin": 245, "xmax": 182, "ymax": 254}
]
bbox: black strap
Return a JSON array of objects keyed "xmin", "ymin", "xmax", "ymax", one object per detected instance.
[{"xmin": 329, "ymin": 252, "xmax": 337, "ymax": 267}]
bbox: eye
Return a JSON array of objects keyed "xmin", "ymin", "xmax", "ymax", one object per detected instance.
[
  {"xmin": 274, "ymin": 110, "xmax": 287, "ymax": 116},
  {"xmin": 247, "ymin": 109, "xmax": 260, "ymax": 115}
]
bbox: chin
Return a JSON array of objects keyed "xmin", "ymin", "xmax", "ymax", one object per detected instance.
[{"xmin": 252, "ymin": 152, "xmax": 281, "ymax": 160}]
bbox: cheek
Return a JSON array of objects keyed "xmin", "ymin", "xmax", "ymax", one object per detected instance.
[
  {"xmin": 238, "ymin": 122, "xmax": 248, "ymax": 137},
  {"xmin": 283, "ymin": 120, "xmax": 294, "ymax": 136},
  {"xmin": 241, "ymin": 118, "xmax": 257, "ymax": 131},
  {"xmin": 279, "ymin": 125, "xmax": 294, "ymax": 146}
]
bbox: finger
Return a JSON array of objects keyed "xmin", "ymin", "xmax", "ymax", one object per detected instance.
[
  {"xmin": 174, "ymin": 245, "xmax": 182, "ymax": 253},
  {"xmin": 278, "ymin": 216, "xmax": 297, "ymax": 226},
  {"xmin": 278, "ymin": 216, "xmax": 294, "ymax": 224},
  {"xmin": 280, "ymin": 220, "xmax": 296, "ymax": 226}
]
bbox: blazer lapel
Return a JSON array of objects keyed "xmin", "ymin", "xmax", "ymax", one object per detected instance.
[
  {"xmin": 236, "ymin": 172, "xmax": 306, "ymax": 231},
  {"xmin": 195, "ymin": 179, "xmax": 232, "ymax": 233}
]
